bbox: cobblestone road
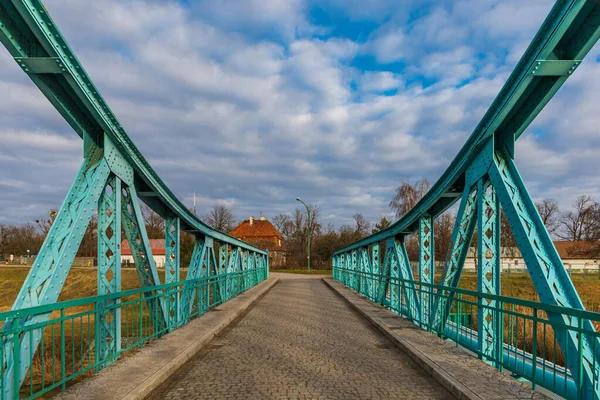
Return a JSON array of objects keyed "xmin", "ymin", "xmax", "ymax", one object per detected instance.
[{"xmin": 149, "ymin": 275, "xmax": 453, "ymax": 399}]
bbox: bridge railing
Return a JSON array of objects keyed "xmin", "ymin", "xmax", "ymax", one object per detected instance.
[
  {"xmin": 333, "ymin": 265, "xmax": 600, "ymax": 399},
  {"xmin": 0, "ymin": 1, "xmax": 271, "ymax": 398},
  {"xmin": 0, "ymin": 265, "xmax": 267, "ymax": 400},
  {"xmin": 332, "ymin": 2, "xmax": 600, "ymax": 399}
]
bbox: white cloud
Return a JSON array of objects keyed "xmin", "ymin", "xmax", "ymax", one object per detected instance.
[{"xmin": 0, "ymin": 0, "xmax": 599, "ymax": 231}]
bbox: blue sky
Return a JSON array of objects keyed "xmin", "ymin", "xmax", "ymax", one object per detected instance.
[{"xmin": 1, "ymin": 0, "xmax": 600, "ymax": 228}]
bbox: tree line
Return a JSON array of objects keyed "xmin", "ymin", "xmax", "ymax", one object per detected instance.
[{"xmin": 1, "ymin": 181, "xmax": 599, "ymax": 266}]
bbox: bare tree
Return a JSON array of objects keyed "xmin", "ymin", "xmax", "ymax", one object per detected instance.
[
  {"xmin": 141, "ymin": 203, "xmax": 165, "ymax": 239},
  {"xmin": 536, "ymin": 198, "xmax": 560, "ymax": 234},
  {"xmin": 202, "ymin": 204, "xmax": 236, "ymax": 233},
  {"xmin": 559, "ymin": 196, "xmax": 600, "ymax": 241},
  {"xmin": 35, "ymin": 208, "xmax": 58, "ymax": 235},
  {"xmin": 353, "ymin": 213, "xmax": 371, "ymax": 238},
  {"xmin": 434, "ymin": 212, "xmax": 455, "ymax": 262},
  {"xmin": 273, "ymin": 213, "xmax": 294, "ymax": 240},
  {"xmin": 389, "ymin": 179, "xmax": 430, "ymax": 219}
]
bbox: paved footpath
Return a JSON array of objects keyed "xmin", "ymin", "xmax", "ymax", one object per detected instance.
[{"xmin": 149, "ymin": 274, "xmax": 453, "ymax": 400}]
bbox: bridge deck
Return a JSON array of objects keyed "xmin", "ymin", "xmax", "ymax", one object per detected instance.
[{"xmin": 149, "ymin": 274, "xmax": 452, "ymax": 399}]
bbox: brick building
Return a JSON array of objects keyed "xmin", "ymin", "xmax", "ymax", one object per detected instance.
[{"xmin": 230, "ymin": 216, "xmax": 286, "ymax": 268}]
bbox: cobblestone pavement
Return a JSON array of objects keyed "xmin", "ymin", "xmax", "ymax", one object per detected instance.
[{"xmin": 149, "ymin": 276, "xmax": 453, "ymax": 400}]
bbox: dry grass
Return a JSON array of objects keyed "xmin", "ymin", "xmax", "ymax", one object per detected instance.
[{"xmin": 0, "ymin": 267, "xmax": 165, "ymax": 397}]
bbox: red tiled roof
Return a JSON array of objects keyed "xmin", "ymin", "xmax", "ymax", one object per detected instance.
[
  {"xmin": 553, "ymin": 241, "xmax": 599, "ymax": 259},
  {"xmin": 230, "ymin": 219, "xmax": 283, "ymax": 240},
  {"xmin": 121, "ymin": 239, "xmax": 166, "ymax": 256}
]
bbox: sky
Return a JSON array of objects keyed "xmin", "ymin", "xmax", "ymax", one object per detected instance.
[{"xmin": 1, "ymin": 0, "xmax": 600, "ymax": 229}]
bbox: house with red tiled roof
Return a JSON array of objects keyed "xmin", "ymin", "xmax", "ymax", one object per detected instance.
[
  {"xmin": 120, "ymin": 239, "xmax": 166, "ymax": 268},
  {"xmin": 230, "ymin": 216, "xmax": 285, "ymax": 268}
]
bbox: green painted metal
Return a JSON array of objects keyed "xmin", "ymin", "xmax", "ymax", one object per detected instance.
[
  {"xmin": 0, "ymin": 2, "xmax": 270, "ymax": 396},
  {"xmin": 431, "ymin": 185, "xmax": 477, "ymax": 332},
  {"xmin": 0, "ymin": 0, "xmax": 267, "ymax": 256},
  {"xmin": 334, "ymin": 1, "xmax": 600, "ymax": 254},
  {"xmin": 179, "ymin": 238, "xmax": 208, "ymax": 324},
  {"xmin": 96, "ymin": 175, "xmax": 122, "ymax": 368},
  {"xmin": 1, "ymin": 151, "xmax": 110, "ymax": 398},
  {"xmin": 121, "ymin": 185, "xmax": 167, "ymax": 333},
  {"xmin": 0, "ymin": 269, "xmax": 267, "ymax": 399},
  {"xmin": 393, "ymin": 239, "xmax": 420, "ymax": 322},
  {"xmin": 370, "ymin": 244, "xmax": 380, "ymax": 299},
  {"xmin": 476, "ymin": 176, "xmax": 501, "ymax": 364},
  {"xmin": 490, "ymin": 147, "xmax": 600, "ymax": 397},
  {"xmin": 332, "ymin": 266, "xmax": 597, "ymax": 399},
  {"xmin": 332, "ymin": 2, "xmax": 600, "ymax": 399},
  {"xmin": 418, "ymin": 215, "xmax": 434, "ymax": 327},
  {"xmin": 164, "ymin": 217, "xmax": 180, "ymax": 329}
]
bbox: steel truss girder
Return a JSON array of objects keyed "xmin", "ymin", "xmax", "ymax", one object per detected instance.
[
  {"xmin": 419, "ymin": 215, "xmax": 434, "ymax": 326},
  {"xmin": 2, "ymin": 153, "xmax": 110, "ymax": 397},
  {"xmin": 490, "ymin": 147, "xmax": 600, "ymax": 398},
  {"xmin": 377, "ymin": 246, "xmax": 391, "ymax": 304},
  {"xmin": 393, "ymin": 239, "xmax": 420, "ymax": 321},
  {"xmin": 431, "ymin": 185, "xmax": 478, "ymax": 332},
  {"xmin": 350, "ymin": 249, "xmax": 358, "ymax": 291},
  {"xmin": 96, "ymin": 175, "xmax": 122, "ymax": 368},
  {"xmin": 217, "ymin": 243, "xmax": 228, "ymax": 302},
  {"xmin": 226, "ymin": 247, "xmax": 241, "ymax": 300},
  {"xmin": 121, "ymin": 185, "xmax": 167, "ymax": 332},
  {"xmin": 179, "ymin": 237, "xmax": 209, "ymax": 324},
  {"xmin": 0, "ymin": 1, "xmax": 269, "ymax": 258},
  {"xmin": 476, "ymin": 176, "xmax": 501, "ymax": 363},
  {"xmin": 164, "ymin": 217, "xmax": 180, "ymax": 329},
  {"xmin": 370, "ymin": 244, "xmax": 380, "ymax": 299},
  {"xmin": 359, "ymin": 247, "xmax": 371, "ymax": 297}
]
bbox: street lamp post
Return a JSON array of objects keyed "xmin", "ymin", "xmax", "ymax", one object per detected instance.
[{"xmin": 296, "ymin": 197, "xmax": 311, "ymax": 273}]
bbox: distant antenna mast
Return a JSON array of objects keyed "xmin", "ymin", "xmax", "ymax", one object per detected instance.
[{"xmin": 193, "ymin": 192, "xmax": 196, "ymax": 215}]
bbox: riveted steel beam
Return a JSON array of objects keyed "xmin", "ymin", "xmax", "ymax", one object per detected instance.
[
  {"xmin": 419, "ymin": 215, "xmax": 434, "ymax": 327},
  {"xmin": 96, "ymin": 175, "xmax": 122, "ymax": 369},
  {"xmin": 490, "ymin": 147, "xmax": 600, "ymax": 398},
  {"xmin": 1, "ymin": 153, "xmax": 110, "ymax": 397},
  {"xmin": 121, "ymin": 185, "xmax": 167, "ymax": 332},
  {"xmin": 165, "ymin": 217, "xmax": 180, "ymax": 329},
  {"xmin": 477, "ymin": 176, "xmax": 501, "ymax": 364}
]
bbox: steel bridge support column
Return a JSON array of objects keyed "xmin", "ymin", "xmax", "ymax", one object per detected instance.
[
  {"xmin": 218, "ymin": 243, "xmax": 228, "ymax": 302},
  {"xmin": 476, "ymin": 176, "xmax": 501, "ymax": 364},
  {"xmin": 389, "ymin": 240, "xmax": 401, "ymax": 313},
  {"xmin": 419, "ymin": 215, "xmax": 434, "ymax": 327},
  {"xmin": 198, "ymin": 238, "xmax": 213, "ymax": 315},
  {"xmin": 394, "ymin": 239, "xmax": 420, "ymax": 322},
  {"xmin": 96, "ymin": 175, "xmax": 122, "ymax": 368},
  {"xmin": 351, "ymin": 249, "xmax": 358, "ymax": 291},
  {"xmin": 180, "ymin": 237, "xmax": 208, "ymax": 323},
  {"xmin": 490, "ymin": 147, "xmax": 600, "ymax": 398},
  {"xmin": 370, "ymin": 244, "xmax": 380, "ymax": 301},
  {"xmin": 431, "ymin": 185, "xmax": 478, "ymax": 333},
  {"xmin": 1, "ymin": 153, "xmax": 110, "ymax": 398},
  {"xmin": 121, "ymin": 185, "xmax": 167, "ymax": 333},
  {"xmin": 165, "ymin": 217, "xmax": 180, "ymax": 329}
]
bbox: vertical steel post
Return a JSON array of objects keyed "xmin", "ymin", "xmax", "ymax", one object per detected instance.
[
  {"xmin": 371, "ymin": 243, "xmax": 380, "ymax": 301},
  {"xmin": 97, "ymin": 175, "xmax": 122, "ymax": 367},
  {"xmin": 476, "ymin": 176, "xmax": 501, "ymax": 362},
  {"xmin": 419, "ymin": 215, "xmax": 434, "ymax": 327},
  {"xmin": 165, "ymin": 217, "xmax": 180, "ymax": 329}
]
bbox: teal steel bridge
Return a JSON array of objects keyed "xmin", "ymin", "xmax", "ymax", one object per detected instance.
[{"xmin": 2, "ymin": 0, "xmax": 600, "ymax": 399}]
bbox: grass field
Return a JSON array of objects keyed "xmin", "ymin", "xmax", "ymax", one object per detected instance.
[
  {"xmin": 1, "ymin": 266, "xmax": 599, "ymax": 396},
  {"xmin": 457, "ymin": 272, "xmax": 600, "ymax": 312},
  {"xmin": 0, "ymin": 267, "xmax": 165, "ymax": 312}
]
